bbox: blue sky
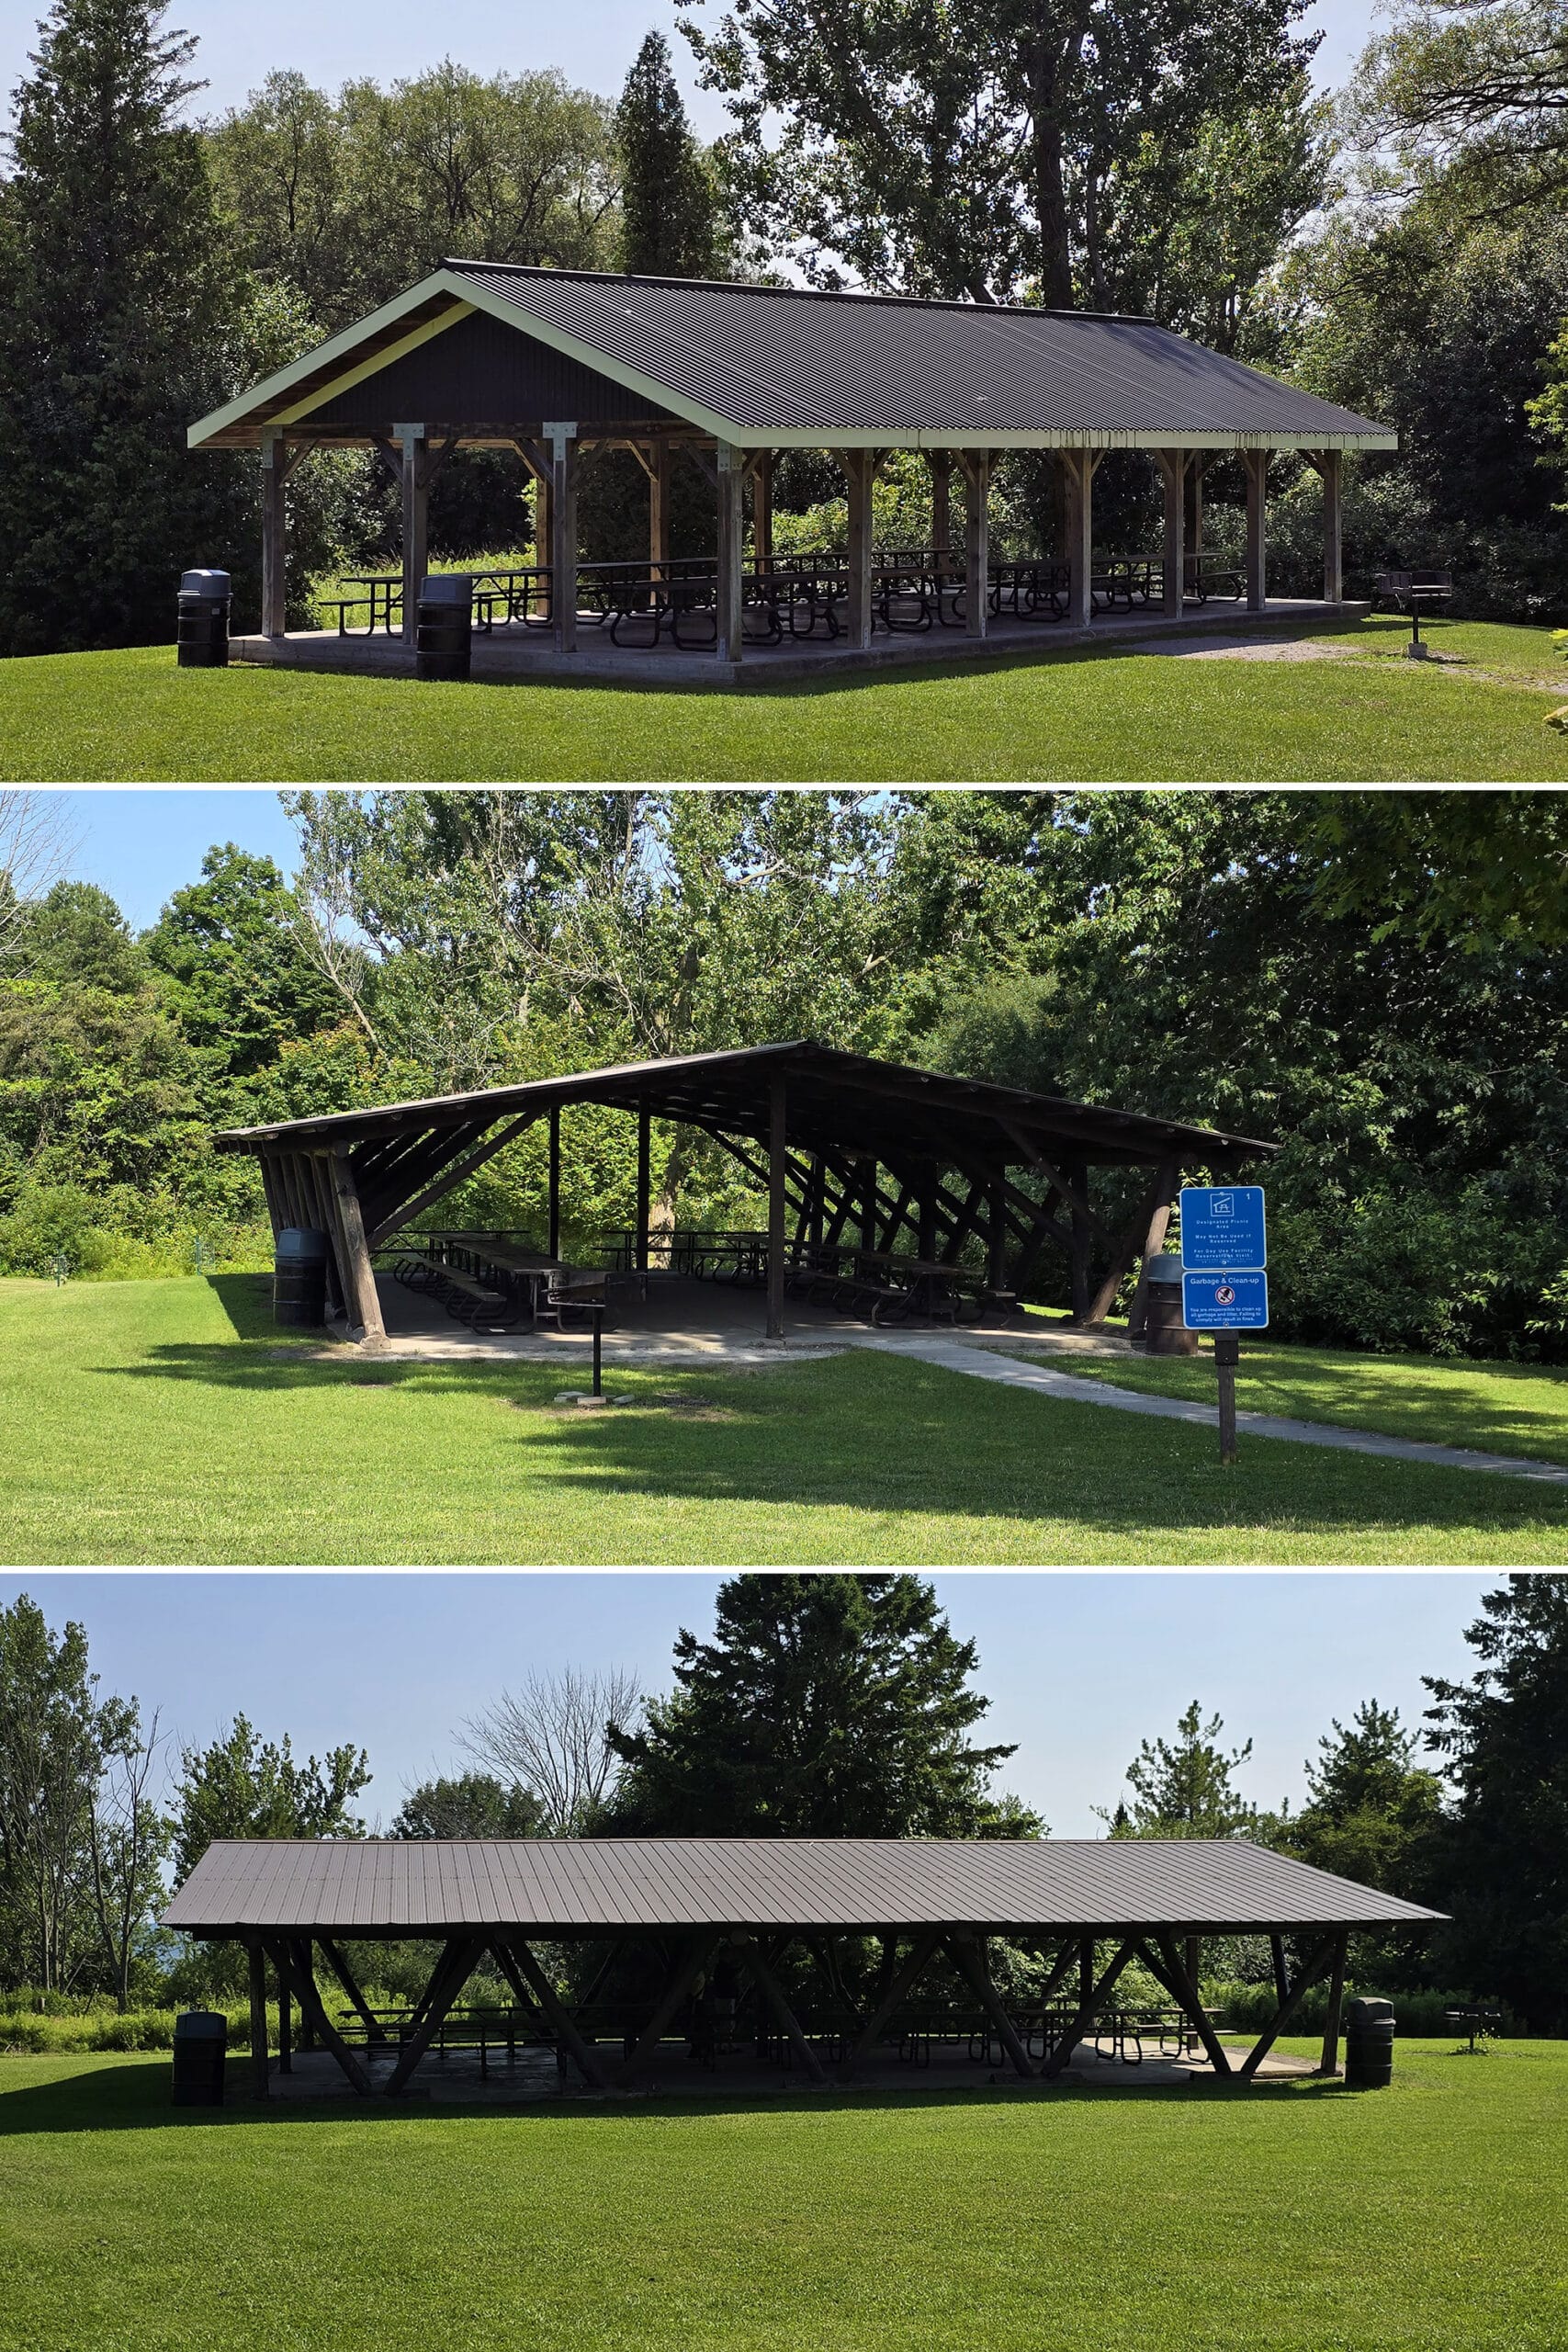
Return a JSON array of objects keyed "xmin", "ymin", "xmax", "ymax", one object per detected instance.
[
  {"xmin": 5, "ymin": 0, "xmax": 1377, "ymax": 162},
  {"xmin": 5, "ymin": 1572, "xmax": 1494, "ymax": 1836},
  {"xmin": 46, "ymin": 789, "xmax": 301, "ymax": 932}
]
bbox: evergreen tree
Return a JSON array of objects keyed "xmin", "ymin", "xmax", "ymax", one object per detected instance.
[
  {"xmin": 0, "ymin": 0, "xmax": 259, "ymax": 651},
  {"xmin": 615, "ymin": 31, "xmax": 720, "ymax": 277},
  {"xmin": 1107, "ymin": 1702, "xmax": 1258, "ymax": 1838},
  {"xmin": 1424, "ymin": 1577, "xmax": 1568, "ymax": 2030},
  {"xmin": 607, "ymin": 1574, "xmax": 1032, "ymax": 1837}
]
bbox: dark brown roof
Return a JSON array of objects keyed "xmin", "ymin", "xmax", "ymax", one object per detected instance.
[
  {"xmin": 189, "ymin": 263, "xmax": 1396, "ymax": 453},
  {"xmin": 163, "ymin": 1837, "xmax": 1444, "ymax": 1937},
  {"xmin": 212, "ymin": 1041, "xmax": 1276, "ymax": 1171}
]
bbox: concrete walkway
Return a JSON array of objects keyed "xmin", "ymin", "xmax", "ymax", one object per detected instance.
[{"xmin": 852, "ymin": 1333, "xmax": 1568, "ymax": 1486}]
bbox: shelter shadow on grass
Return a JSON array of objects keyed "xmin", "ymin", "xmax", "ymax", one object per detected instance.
[
  {"xmin": 0, "ymin": 2058, "xmax": 1338, "ymax": 2138},
  {"xmin": 95, "ymin": 1343, "xmax": 1568, "ymax": 1544}
]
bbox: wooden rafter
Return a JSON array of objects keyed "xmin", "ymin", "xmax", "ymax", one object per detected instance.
[
  {"xmin": 620, "ymin": 1933, "xmax": 718, "ymax": 2081},
  {"xmin": 384, "ymin": 1937, "xmax": 487, "ymax": 2094},
  {"xmin": 496, "ymin": 1939, "xmax": 610, "ymax": 2090},
  {"xmin": 265, "ymin": 1936, "xmax": 377, "ymax": 2096},
  {"xmin": 366, "ymin": 1113, "xmax": 538, "ymax": 1245},
  {"xmin": 1141, "ymin": 1935, "xmax": 1233, "ymax": 2077},
  {"xmin": 734, "ymin": 1932, "xmax": 826, "ymax": 2083},
  {"xmin": 837, "ymin": 1929, "xmax": 943, "ymax": 2080},
  {"xmin": 1239, "ymin": 1934, "xmax": 1338, "ymax": 2079},
  {"xmin": 1041, "ymin": 1938, "xmax": 1137, "ymax": 2077},
  {"xmin": 945, "ymin": 1934, "xmax": 1034, "ymax": 2079}
]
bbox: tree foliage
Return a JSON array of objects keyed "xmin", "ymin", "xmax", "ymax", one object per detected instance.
[
  {"xmin": 1423, "ymin": 1575, "xmax": 1568, "ymax": 2030},
  {"xmin": 615, "ymin": 33, "xmax": 723, "ymax": 277},
  {"xmin": 607, "ymin": 1573, "xmax": 1032, "ymax": 1837},
  {"xmin": 390, "ymin": 1772, "xmax": 545, "ymax": 1839},
  {"xmin": 169, "ymin": 1714, "xmax": 370, "ymax": 1885},
  {"xmin": 1106, "ymin": 1702, "xmax": 1258, "ymax": 1838},
  {"xmin": 677, "ymin": 0, "xmax": 1324, "ymax": 316}
]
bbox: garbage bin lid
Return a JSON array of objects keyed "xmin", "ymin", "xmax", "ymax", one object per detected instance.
[
  {"xmin": 174, "ymin": 2008, "xmax": 229, "ymax": 2038},
  {"xmin": 420, "ymin": 573, "xmax": 474, "ymax": 603},
  {"xmin": 1144, "ymin": 1255, "xmax": 1184, "ymax": 1283},
  {"xmin": 180, "ymin": 570, "xmax": 231, "ymax": 595}
]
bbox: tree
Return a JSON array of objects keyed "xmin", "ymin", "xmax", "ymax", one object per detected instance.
[
  {"xmin": 0, "ymin": 1594, "xmax": 137, "ymax": 1992},
  {"xmin": 677, "ymin": 0, "xmax": 1321, "ymax": 308},
  {"xmin": 170, "ymin": 1713, "xmax": 369, "ymax": 1883},
  {"xmin": 460, "ymin": 1668, "xmax": 642, "ymax": 1835},
  {"xmin": 390, "ymin": 1772, "xmax": 546, "ymax": 1839},
  {"xmin": 0, "ymin": 0, "xmax": 268, "ymax": 652},
  {"xmin": 1285, "ymin": 1700, "xmax": 1444, "ymax": 1912},
  {"xmin": 143, "ymin": 843, "xmax": 340, "ymax": 1081},
  {"xmin": 615, "ymin": 32, "xmax": 722, "ymax": 277},
  {"xmin": 1423, "ymin": 1576, "xmax": 1568, "ymax": 2030},
  {"xmin": 1345, "ymin": 0, "xmax": 1568, "ymax": 218},
  {"xmin": 607, "ymin": 1574, "xmax": 1032, "ymax": 1837},
  {"xmin": 0, "ymin": 794, "xmax": 76, "ymax": 969},
  {"xmin": 1106, "ymin": 1702, "xmax": 1258, "ymax": 1838},
  {"xmin": 86, "ymin": 1707, "xmax": 170, "ymax": 2007}
]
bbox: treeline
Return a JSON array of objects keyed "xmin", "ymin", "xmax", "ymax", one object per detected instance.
[
  {"xmin": 2, "ymin": 788, "xmax": 1565, "ymax": 1360},
  {"xmin": 4, "ymin": 1575, "xmax": 1564, "ymax": 2032},
  {"xmin": 2, "ymin": 0, "xmax": 1564, "ymax": 655}
]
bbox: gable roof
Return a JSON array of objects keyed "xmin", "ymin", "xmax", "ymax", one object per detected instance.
[
  {"xmin": 210, "ymin": 1039, "xmax": 1278, "ymax": 1172},
  {"xmin": 163, "ymin": 1836, "xmax": 1445, "ymax": 1937},
  {"xmin": 189, "ymin": 263, "xmax": 1396, "ymax": 454}
]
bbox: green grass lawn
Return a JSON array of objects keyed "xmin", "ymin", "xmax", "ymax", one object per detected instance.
[
  {"xmin": 4, "ymin": 612, "xmax": 1565, "ymax": 781},
  {"xmin": 5, "ymin": 1274, "xmax": 1567, "ymax": 1565},
  {"xmin": 1052, "ymin": 1333, "xmax": 1568, "ymax": 1468},
  {"xmin": 3, "ymin": 2040, "xmax": 1564, "ymax": 2351}
]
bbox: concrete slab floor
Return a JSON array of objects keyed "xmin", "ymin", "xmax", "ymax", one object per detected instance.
[{"xmin": 247, "ymin": 2039, "xmax": 1316, "ymax": 2105}]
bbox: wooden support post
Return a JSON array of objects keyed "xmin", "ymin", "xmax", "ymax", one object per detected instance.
[
  {"xmin": 621, "ymin": 1934, "xmax": 717, "ymax": 2080},
  {"xmin": 268, "ymin": 1938, "xmax": 378, "ymax": 2096},
  {"xmin": 845, "ymin": 449, "xmax": 874, "ymax": 651},
  {"xmin": 316, "ymin": 1935, "xmax": 389, "ymax": 2043},
  {"xmin": 248, "ymin": 1939, "xmax": 269, "ymax": 2098},
  {"xmin": 929, "ymin": 450, "xmax": 953, "ymax": 561},
  {"xmin": 1062, "ymin": 449, "xmax": 1098, "ymax": 628},
  {"xmin": 1271, "ymin": 1935, "xmax": 1291, "ymax": 2009},
  {"xmin": 987, "ymin": 1182, "xmax": 1009, "ymax": 1293},
  {"xmin": 1158, "ymin": 451, "xmax": 1187, "ymax": 617},
  {"xmin": 1043, "ymin": 1939, "xmax": 1137, "ymax": 2077},
  {"xmin": 499, "ymin": 1939, "xmax": 610, "ymax": 2090},
  {"xmin": 385, "ymin": 1938, "xmax": 485, "ymax": 2095},
  {"xmin": 260, "ymin": 429, "xmax": 288, "ymax": 638},
  {"xmin": 1239, "ymin": 1933, "xmax": 1338, "ymax": 2079},
  {"xmin": 331, "ymin": 1144, "xmax": 386, "ymax": 1340},
  {"xmin": 1185, "ymin": 458, "xmax": 1205, "ymax": 595},
  {"xmin": 947, "ymin": 1934, "xmax": 1034, "ymax": 2079},
  {"xmin": 716, "ymin": 440, "xmax": 746, "ymax": 664},
  {"xmin": 548, "ymin": 1103, "xmax": 561, "ymax": 1261},
  {"xmin": 533, "ymin": 471, "xmax": 553, "ymax": 619},
  {"xmin": 292, "ymin": 1939, "xmax": 316, "ymax": 2051},
  {"xmin": 837, "ymin": 1928, "xmax": 943, "ymax": 2079},
  {"xmin": 276, "ymin": 1943, "xmax": 292, "ymax": 2073},
  {"xmin": 636, "ymin": 1105, "xmax": 651, "ymax": 1274},
  {"xmin": 1319, "ymin": 1932, "xmax": 1348, "ymax": 2075},
  {"xmin": 1066, "ymin": 1164, "xmax": 1093, "ymax": 1322},
  {"xmin": 1244, "ymin": 448, "xmax": 1269, "ymax": 612},
  {"xmin": 735, "ymin": 1933, "xmax": 826, "ymax": 2084},
  {"xmin": 1144, "ymin": 1935, "xmax": 1233, "ymax": 2077},
  {"xmin": 547, "ymin": 422, "xmax": 579, "ymax": 654},
  {"xmin": 397, "ymin": 424, "xmax": 427, "ymax": 649},
  {"xmin": 649, "ymin": 439, "xmax": 672, "ymax": 571},
  {"xmin": 1084, "ymin": 1155, "xmax": 1179, "ymax": 1329},
  {"xmin": 1313, "ymin": 448, "xmax": 1343, "ymax": 603},
  {"xmin": 767, "ymin": 1073, "xmax": 787, "ymax": 1340},
  {"xmin": 753, "ymin": 449, "xmax": 773, "ymax": 571},
  {"xmin": 956, "ymin": 450, "xmax": 991, "ymax": 639}
]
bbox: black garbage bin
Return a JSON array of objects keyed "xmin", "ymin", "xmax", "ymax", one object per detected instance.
[
  {"xmin": 1133, "ymin": 1253, "xmax": 1198, "ymax": 1355},
  {"xmin": 1345, "ymin": 1996, "xmax": 1395, "ymax": 2088},
  {"xmin": 172, "ymin": 2008, "xmax": 227, "ymax": 2107},
  {"xmin": 416, "ymin": 574, "xmax": 473, "ymax": 681},
  {"xmin": 274, "ymin": 1227, "xmax": 329, "ymax": 1328},
  {"xmin": 176, "ymin": 570, "xmax": 231, "ymax": 668}
]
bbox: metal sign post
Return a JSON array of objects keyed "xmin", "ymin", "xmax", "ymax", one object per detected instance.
[{"xmin": 1179, "ymin": 1186, "xmax": 1269, "ymax": 1465}]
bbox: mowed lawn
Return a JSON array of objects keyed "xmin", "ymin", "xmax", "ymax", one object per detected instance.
[
  {"xmin": 5, "ymin": 1276, "xmax": 1568, "ymax": 1565},
  {"xmin": 3, "ymin": 2041, "xmax": 1564, "ymax": 2352},
  {"xmin": 1054, "ymin": 1331, "xmax": 1568, "ymax": 1467},
  {"xmin": 3, "ymin": 614, "xmax": 1565, "ymax": 782}
]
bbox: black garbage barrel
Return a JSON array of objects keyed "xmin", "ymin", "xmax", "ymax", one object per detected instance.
[
  {"xmin": 176, "ymin": 569, "xmax": 231, "ymax": 668},
  {"xmin": 274, "ymin": 1227, "xmax": 329, "ymax": 1328},
  {"xmin": 416, "ymin": 574, "xmax": 473, "ymax": 681},
  {"xmin": 1345, "ymin": 1996, "xmax": 1395, "ymax": 2088},
  {"xmin": 1136, "ymin": 1255, "xmax": 1198, "ymax": 1355},
  {"xmin": 172, "ymin": 2008, "xmax": 227, "ymax": 2107}
]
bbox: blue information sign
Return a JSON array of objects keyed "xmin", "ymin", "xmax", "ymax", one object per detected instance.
[
  {"xmin": 1182, "ymin": 1270, "xmax": 1269, "ymax": 1330},
  {"xmin": 1179, "ymin": 1184, "xmax": 1267, "ymax": 1270}
]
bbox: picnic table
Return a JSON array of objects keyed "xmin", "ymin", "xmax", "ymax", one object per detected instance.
[{"xmin": 785, "ymin": 1243, "xmax": 986, "ymax": 1325}]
